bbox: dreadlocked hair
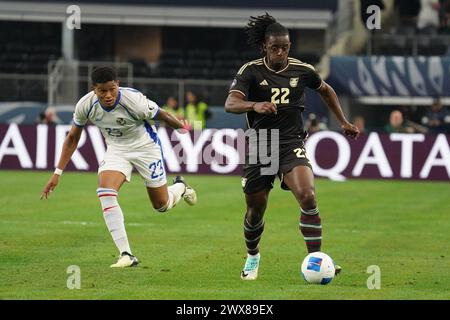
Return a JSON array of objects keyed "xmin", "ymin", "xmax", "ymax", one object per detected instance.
[{"xmin": 245, "ymin": 13, "xmax": 289, "ymax": 52}]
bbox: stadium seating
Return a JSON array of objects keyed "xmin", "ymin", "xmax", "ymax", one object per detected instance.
[
  {"xmin": 0, "ymin": 22, "xmax": 60, "ymax": 75},
  {"xmin": 371, "ymin": 32, "xmax": 450, "ymax": 56}
]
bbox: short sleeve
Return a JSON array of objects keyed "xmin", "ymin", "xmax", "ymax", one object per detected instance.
[
  {"xmin": 229, "ymin": 64, "xmax": 253, "ymax": 98},
  {"xmin": 73, "ymin": 99, "xmax": 89, "ymax": 127},
  {"xmin": 304, "ymin": 67, "xmax": 323, "ymax": 91},
  {"xmin": 134, "ymin": 91, "xmax": 160, "ymax": 120},
  {"xmin": 145, "ymin": 99, "xmax": 160, "ymax": 119}
]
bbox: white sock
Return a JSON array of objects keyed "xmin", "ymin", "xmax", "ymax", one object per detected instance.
[
  {"xmin": 157, "ymin": 183, "xmax": 185, "ymax": 212},
  {"xmin": 97, "ymin": 188, "xmax": 132, "ymax": 255}
]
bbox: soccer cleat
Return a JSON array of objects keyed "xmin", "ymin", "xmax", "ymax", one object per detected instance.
[
  {"xmin": 173, "ymin": 175, "xmax": 197, "ymax": 206},
  {"xmin": 110, "ymin": 252, "xmax": 139, "ymax": 268},
  {"xmin": 334, "ymin": 264, "xmax": 342, "ymax": 276},
  {"xmin": 240, "ymin": 253, "xmax": 260, "ymax": 280}
]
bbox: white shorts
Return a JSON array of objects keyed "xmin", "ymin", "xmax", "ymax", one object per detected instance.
[{"xmin": 98, "ymin": 143, "xmax": 167, "ymax": 188}]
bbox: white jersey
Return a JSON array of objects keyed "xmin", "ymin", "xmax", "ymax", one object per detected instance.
[
  {"xmin": 418, "ymin": 0, "xmax": 439, "ymax": 29},
  {"xmin": 73, "ymin": 87, "xmax": 160, "ymax": 149}
]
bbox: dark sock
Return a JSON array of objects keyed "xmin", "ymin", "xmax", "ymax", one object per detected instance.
[
  {"xmin": 299, "ymin": 207, "xmax": 322, "ymax": 253},
  {"xmin": 244, "ymin": 218, "xmax": 265, "ymax": 255}
]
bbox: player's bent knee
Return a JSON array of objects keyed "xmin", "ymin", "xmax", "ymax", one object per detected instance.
[
  {"xmin": 153, "ymin": 202, "xmax": 167, "ymax": 211},
  {"xmin": 247, "ymin": 202, "xmax": 267, "ymax": 215},
  {"xmin": 246, "ymin": 208, "xmax": 265, "ymax": 224},
  {"xmin": 153, "ymin": 199, "xmax": 170, "ymax": 213},
  {"xmin": 299, "ymin": 190, "xmax": 316, "ymax": 209}
]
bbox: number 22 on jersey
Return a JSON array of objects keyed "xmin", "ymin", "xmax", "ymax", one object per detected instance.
[
  {"xmin": 271, "ymin": 88, "xmax": 290, "ymax": 104},
  {"xmin": 293, "ymin": 147, "xmax": 306, "ymax": 158}
]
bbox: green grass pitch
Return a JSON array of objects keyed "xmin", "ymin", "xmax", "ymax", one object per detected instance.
[{"xmin": 0, "ymin": 170, "xmax": 449, "ymax": 299}]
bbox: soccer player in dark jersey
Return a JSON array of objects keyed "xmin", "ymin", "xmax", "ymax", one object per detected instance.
[{"xmin": 225, "ymin": 13, "xmax": 360, "ymax": 280}]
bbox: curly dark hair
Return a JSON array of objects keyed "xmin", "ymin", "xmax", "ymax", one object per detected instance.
[
  {"xmin": 91, "ymin": 66, "xmax": 117, "ymax": 85},
  {"xmin": 244, "ymin": 13, "xmax": 289, "ymax": 52}
]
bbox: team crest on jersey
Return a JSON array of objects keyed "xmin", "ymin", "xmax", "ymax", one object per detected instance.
[
  {"xmin": 290, "ymin": 77, "xmax": 299, "ymax": 88},
  {"xmin": 116, "ymin": 118, "xmax": 126, "ymax": 125}
]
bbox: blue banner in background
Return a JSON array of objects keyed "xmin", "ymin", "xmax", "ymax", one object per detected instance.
[{"xmin": 327, "ymin": 56, "xmax": 450, "ymax": 97}]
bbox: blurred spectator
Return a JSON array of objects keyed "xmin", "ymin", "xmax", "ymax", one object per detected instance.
[
  {"xmin": 421, "ymin": 98, "xmax": 450, "ymax": 133},
  {"xmin": 161, "ymin": 96, "xmax": 184, "ymax": 120},
  {"xmin": 36, "ymin": 112, "xmax": 46, "ymax": 124},
  {"xmin": 404, "ymin": 119, "xmax": 429, "ymax": 134},
  {"xmin": 417, "ymin": 0, "xmax": 440, "ymax": 33},
  {"xmin": 397, "ymin": 104, "xmax": 416, "ymax": 120},
  {"xmin": 395, "ymin": 104, "xmax": 429, "ymax": 133},
  {"xmin": 353, "ymin": 115, "xmax": 366, "ymax": 133},
  {"xmin": 36, "ymin": 106, "xmax": 61, "ymax": 125},
  {"xmin": 384, "ymin": 110, "xmax": 415, "ymax": 133},
  {"xmin": 185, "ymin": 91, "xmax": 210, "ymax": 129},
  {"xmin": 305, "ymin": 113, "xmax": 328, "ymax": 134}
]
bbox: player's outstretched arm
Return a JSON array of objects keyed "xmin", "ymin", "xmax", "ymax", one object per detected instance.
[
  {"xmin": 40, "ymin": 125, "xmax": 83, "ymax": 199},
  {"xmin": 155, "ymin": 108, "xmax": 191, "ymax": 133},
  {"xmin": 317, "ymin": 81, "xmax": 360, "ymax": 139},
  {"xmin": 225, "ymin": 92, "xmax": 277, "ymax": 114}
]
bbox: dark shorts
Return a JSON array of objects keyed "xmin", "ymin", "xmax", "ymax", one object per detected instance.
[{"xmin": 242, "ymin": 141, "xmax": 312, "ymax": 194}]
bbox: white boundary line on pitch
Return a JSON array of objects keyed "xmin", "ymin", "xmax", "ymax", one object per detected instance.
[{"xmin": 0, "ymin": 220, "xmax": 152, "ymax": 227}]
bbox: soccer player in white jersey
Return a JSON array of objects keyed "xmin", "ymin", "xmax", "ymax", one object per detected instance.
[{"xmin": 41, "ymin": 67, "xmax": 197, "ymax": 268}]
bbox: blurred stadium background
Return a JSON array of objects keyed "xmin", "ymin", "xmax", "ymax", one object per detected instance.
[
  {"xmin": 0, "ymin": 0, "xmax": 449, "ymax": 300},
  {"xmin": 0, "ymin": 0, "xmax": 448, "ymax": 131}
]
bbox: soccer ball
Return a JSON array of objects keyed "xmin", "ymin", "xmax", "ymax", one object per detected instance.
[{"xmin": 301, "ymin": 252, "xmax": 335, "ymax": 285}]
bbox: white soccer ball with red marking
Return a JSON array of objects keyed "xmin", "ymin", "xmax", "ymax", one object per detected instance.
[{"xmin": 301, "ymin": 252, "xmax": 335, "ymax": 285}]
